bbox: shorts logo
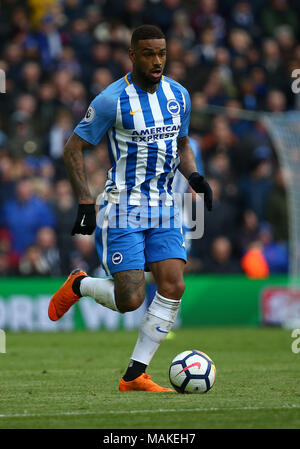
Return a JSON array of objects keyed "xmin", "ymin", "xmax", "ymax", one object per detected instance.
[
  {"xmin": 84, "ymin": 106, "xmax": 96, "ymax": 123},
  {"xmin": 167, "ymin": 99, "xmax": 180, "ymax": 116},
  {"xmin": 112, "ymin": 252, "xmax": 123, "ymax": 265}
]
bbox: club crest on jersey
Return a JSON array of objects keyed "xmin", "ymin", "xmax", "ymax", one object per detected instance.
[
  {"xmin": 84, "ymin": 106, "xmax": 96, "ymax": 123},
  {"xmin": 167, "ymin": 99, "xmax": 180, "ymax": 116},
  {"xmin": 112, "ymin": 252, "xmax": 123, "ymax": 265}
]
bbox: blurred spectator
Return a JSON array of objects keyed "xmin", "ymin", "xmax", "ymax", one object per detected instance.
[
  {"xmin": 206, "ymin": 152, "xmax": 239, "ymax": 206},
  {"xmin": 190, "ymin": 92, "xmax": 210, "ymax": 133},
  {"xmin": 262, "ymin": 38, "xmax": 288, "ymax": 93},
  {"xmin": 235, "ymin": 209, "xmax": 259, "ymax": 255},
  {"xmin": 203, "ymin": 236, "xmax": 243, "ymax": 273},
  {"xmin": 90, "ymin": 68, "xmax": 113, "ymax": 97},
  {"xmin": 0, "ymin": 154, "xmax": 17, "ymax": 204},
  {"xmin": 49, "ymin": 109, "xmax": 73, "ymax": 177},
  {"xmin": 65, "ymin": 80, "xmax": 87, "ymax": 122},
  {"xmin": 0, "ymin": 228, "xmax": 19, "ymax": 275},
  {"xmin": 256, "ymin": 221, "xmax": 289, "ymax": 273},
  {"xmin": 214, "ymin": 47, "xmax": 233, "ymax": 86},
  {"xmin": 57, "ymin": 46, "xmax": 82, "ymax": 78},
  {"xmin": 202, "ymin": 70, "xmax": 230, "ymax": 106},
  {"xmin": 35, "ymin": 226, "xmax": 61, "ymax": 276},
  {"xmin": 18, "ymin": 245, "xmax": 51, "ymax": 276},
  {"xmin": 229, "ymin": 1, "xmax": 256, "ymax": 35},
  {"xmin": 9, "ymin": 113, "xmax": 41, "ymax": 160},
  {"xmin": 195, "ymin": 25, "xmax": 217, "ymax": 65},
  {"xmin": 275, "ymin": 25, "xmax": 295, "ymax": 63},
  {"xmin": 2, "ymin": 178, "xmax": 56, "ymax": 255},
  {"xmin": 4, "ymin": 42, "xmax": 24, "ymax": 85},
  {"xmin": 261, "ymin": 0, "xmax": 299, "ymax": 38},
  {"xmin": 52, "ymin": 179, "xmax": 77, "ymax": 274},
  {"xmin": 228, "ymin": 28, "xmax": 252, "ymax": 57},
  {"xmin": 21, "ymin": 61, "xmax": 42, "ymax": 96},
  {"xmin": 146, "ymin": 0, "xmax": 182, "ymax": 35},
  {"xmin": 70, "ymin": 18, "xmax": 94, "ymax": 67},
  {"xmin": 266, "ymin": 168, "xmax": 288, "ymax": 242},
  {"xmin": 37, "ymin": 81, "xmax": 60, "ymax": 134},
  {"xmin": 122, "ymin": 0, "xmax": 149, "ymax": 30},
  {"xmin": 202, "ymin": 115, "xmax": 240, "ymax": 175},
  {"xmin": 238, "ymin": 146, "xmax": 274, "ymax": 220},
  {"xmin": 192, "ymin": 0, "xmax": 225, "ymax": 44},
  {"xmin": 168, "ymin": 9, "xmax": 195, "ymax": 48},
  {"xmin": 34, "ymin": 14, "xmax": 63, "ymax": 71},
  {"xmin": 70, "ymin": 234, "xmax": 100, "ymax": 275},
  {"xmin": 265, "ymin": 89, "xmax": 287, "ymax": 112},
  {"xmin": 190, "ymin": 177, "xmax": 238, "ymax": 258}
]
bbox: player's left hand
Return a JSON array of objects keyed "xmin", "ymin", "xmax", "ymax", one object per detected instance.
[{"xmin": 188, "ymin": 172, "xmax": 213, "ymax": 211}]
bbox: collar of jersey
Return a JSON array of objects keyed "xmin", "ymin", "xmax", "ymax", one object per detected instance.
[{"xmin": 125, "ymin": 71, "xmax": 163, "ymax": 95}]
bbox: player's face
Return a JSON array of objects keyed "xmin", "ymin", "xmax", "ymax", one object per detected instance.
[{"xmin": 130, "ymin": 39, "xmax": 167, "ymax": 85}]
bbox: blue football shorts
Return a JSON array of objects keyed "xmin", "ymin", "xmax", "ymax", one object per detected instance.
[{"xmin": 95, "ymin": 200, "xmax": 187, "ymax": 275}]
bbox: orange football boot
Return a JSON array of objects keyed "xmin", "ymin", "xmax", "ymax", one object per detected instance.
[
  {"xmin": 48, "ymin": 269, "xmax": 87, "ymax": 321},
  {"xmin": 119, "ymin": 373, "xmax": 174, "ymax": 392}
]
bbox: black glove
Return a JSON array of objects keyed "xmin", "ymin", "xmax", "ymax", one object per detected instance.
[
  {"xmin": 188, "ymin": 172, "xmax": 213, "ymax": 211},
  {"xmin": 71, "ymin": 204, "xmax": 96, "ymax": 235}
]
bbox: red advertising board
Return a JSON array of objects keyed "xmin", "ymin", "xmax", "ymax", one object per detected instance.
[{"xmin": 261, "ymin": 287, "xmax": 300, "ymax": 325}]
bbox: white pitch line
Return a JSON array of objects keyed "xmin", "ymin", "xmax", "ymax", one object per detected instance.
[{"xmin": 0, "ymin": 405, "xmax": 299, "ymax": 419}]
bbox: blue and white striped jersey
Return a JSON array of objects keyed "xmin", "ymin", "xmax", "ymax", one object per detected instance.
[{"xmin": 74, "ymin": 72, "xmax": 191, "ymax": 206}]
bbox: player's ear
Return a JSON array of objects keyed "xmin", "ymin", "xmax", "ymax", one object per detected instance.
[{"xmin": 128, "ymin": 47, "xmax": 135, "ymax": 64}]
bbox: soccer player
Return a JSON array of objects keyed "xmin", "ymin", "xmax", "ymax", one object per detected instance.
[{"xmin": 48, "ymin": 25, "xmax": 212, "ymax": 392}]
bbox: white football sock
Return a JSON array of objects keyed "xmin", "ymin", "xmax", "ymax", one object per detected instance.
[
  {"xmin": 80, "ymin": 277, "xmax": 119, "ymax": 312},
  {"xmin": 130, "ymin": 291, "xmax": 181, "ymax": 365}
]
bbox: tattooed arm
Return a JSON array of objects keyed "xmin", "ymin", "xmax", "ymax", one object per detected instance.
[
  {"xmin": 63, "ymin": 132, "xmax": 94, "ymax": 204},
  {"xmin": 177, "ymin": 136, "xmax": 198, "ymax": 180}
]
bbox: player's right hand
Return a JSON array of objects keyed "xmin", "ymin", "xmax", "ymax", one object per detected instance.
[{"xmin": 71, "ymin": 204, "xmax": 96, "ymax": 235}]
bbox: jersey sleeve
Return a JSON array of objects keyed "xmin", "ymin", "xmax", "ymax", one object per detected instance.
[
  {"xmin": 178, "ymin": 88, "xmax": 191, "ymax": 139},
  {"xmin": 73, "ymin": 91, "xmax": 117, "ymax": 146}
]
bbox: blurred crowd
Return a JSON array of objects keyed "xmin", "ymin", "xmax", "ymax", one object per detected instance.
[{"xmin": 0, "ymin": 0, "xmax": 299, "ymax": 277}]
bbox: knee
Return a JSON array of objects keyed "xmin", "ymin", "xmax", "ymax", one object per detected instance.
[
  {"xmin": 159, "ymin": 278, "xmax": 185, "ymax": 299},
  {"xmin": 116, "ymin": 291, "xmax": 145, "ymax": 313}
]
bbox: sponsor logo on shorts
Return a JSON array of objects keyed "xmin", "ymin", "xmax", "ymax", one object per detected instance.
[{"xmin": 112, "ymin": 252, "xmax": 123, "ymax": 264}]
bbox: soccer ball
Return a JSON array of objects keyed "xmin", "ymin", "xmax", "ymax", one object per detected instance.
[{"xmin": 169, "ymin": 350, "xmax": 216, "ymax": 394}]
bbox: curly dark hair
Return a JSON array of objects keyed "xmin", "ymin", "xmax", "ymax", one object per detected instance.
[{"xmin": 130, "ymin": 24, "xmax": 166, "ymax": 49}]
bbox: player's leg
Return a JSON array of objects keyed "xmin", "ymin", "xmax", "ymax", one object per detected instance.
[
  {"xmin": 48, "ymin": 201, "xmax": 147, "ymax": 320},
  {"xmin": 149, "ymin": 258, "xmax": 185, "ymax": 299},
  {"xmin": 119, "ymin": 223, "xmax": 186, "ymax": 390},
  {"xmin": 48, "ymin": 251, "xmax": 146, "ymax": 320},
  {"xmin": 77, "ymin": 268, "xmax": 146, "ymax": 312},
  {"xmin": 120, "ymin": 258, "xmax": 184, "ymax": 380}
]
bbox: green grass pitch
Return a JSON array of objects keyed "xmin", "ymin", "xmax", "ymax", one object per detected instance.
[{"xmin": 0, "ymin": 327, "xmax": 299, "ymax": 429}]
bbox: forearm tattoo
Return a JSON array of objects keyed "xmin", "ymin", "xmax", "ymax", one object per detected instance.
[{"xmin": 63, "ymin": 133, "xmax": 94, "ymax": 203}]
